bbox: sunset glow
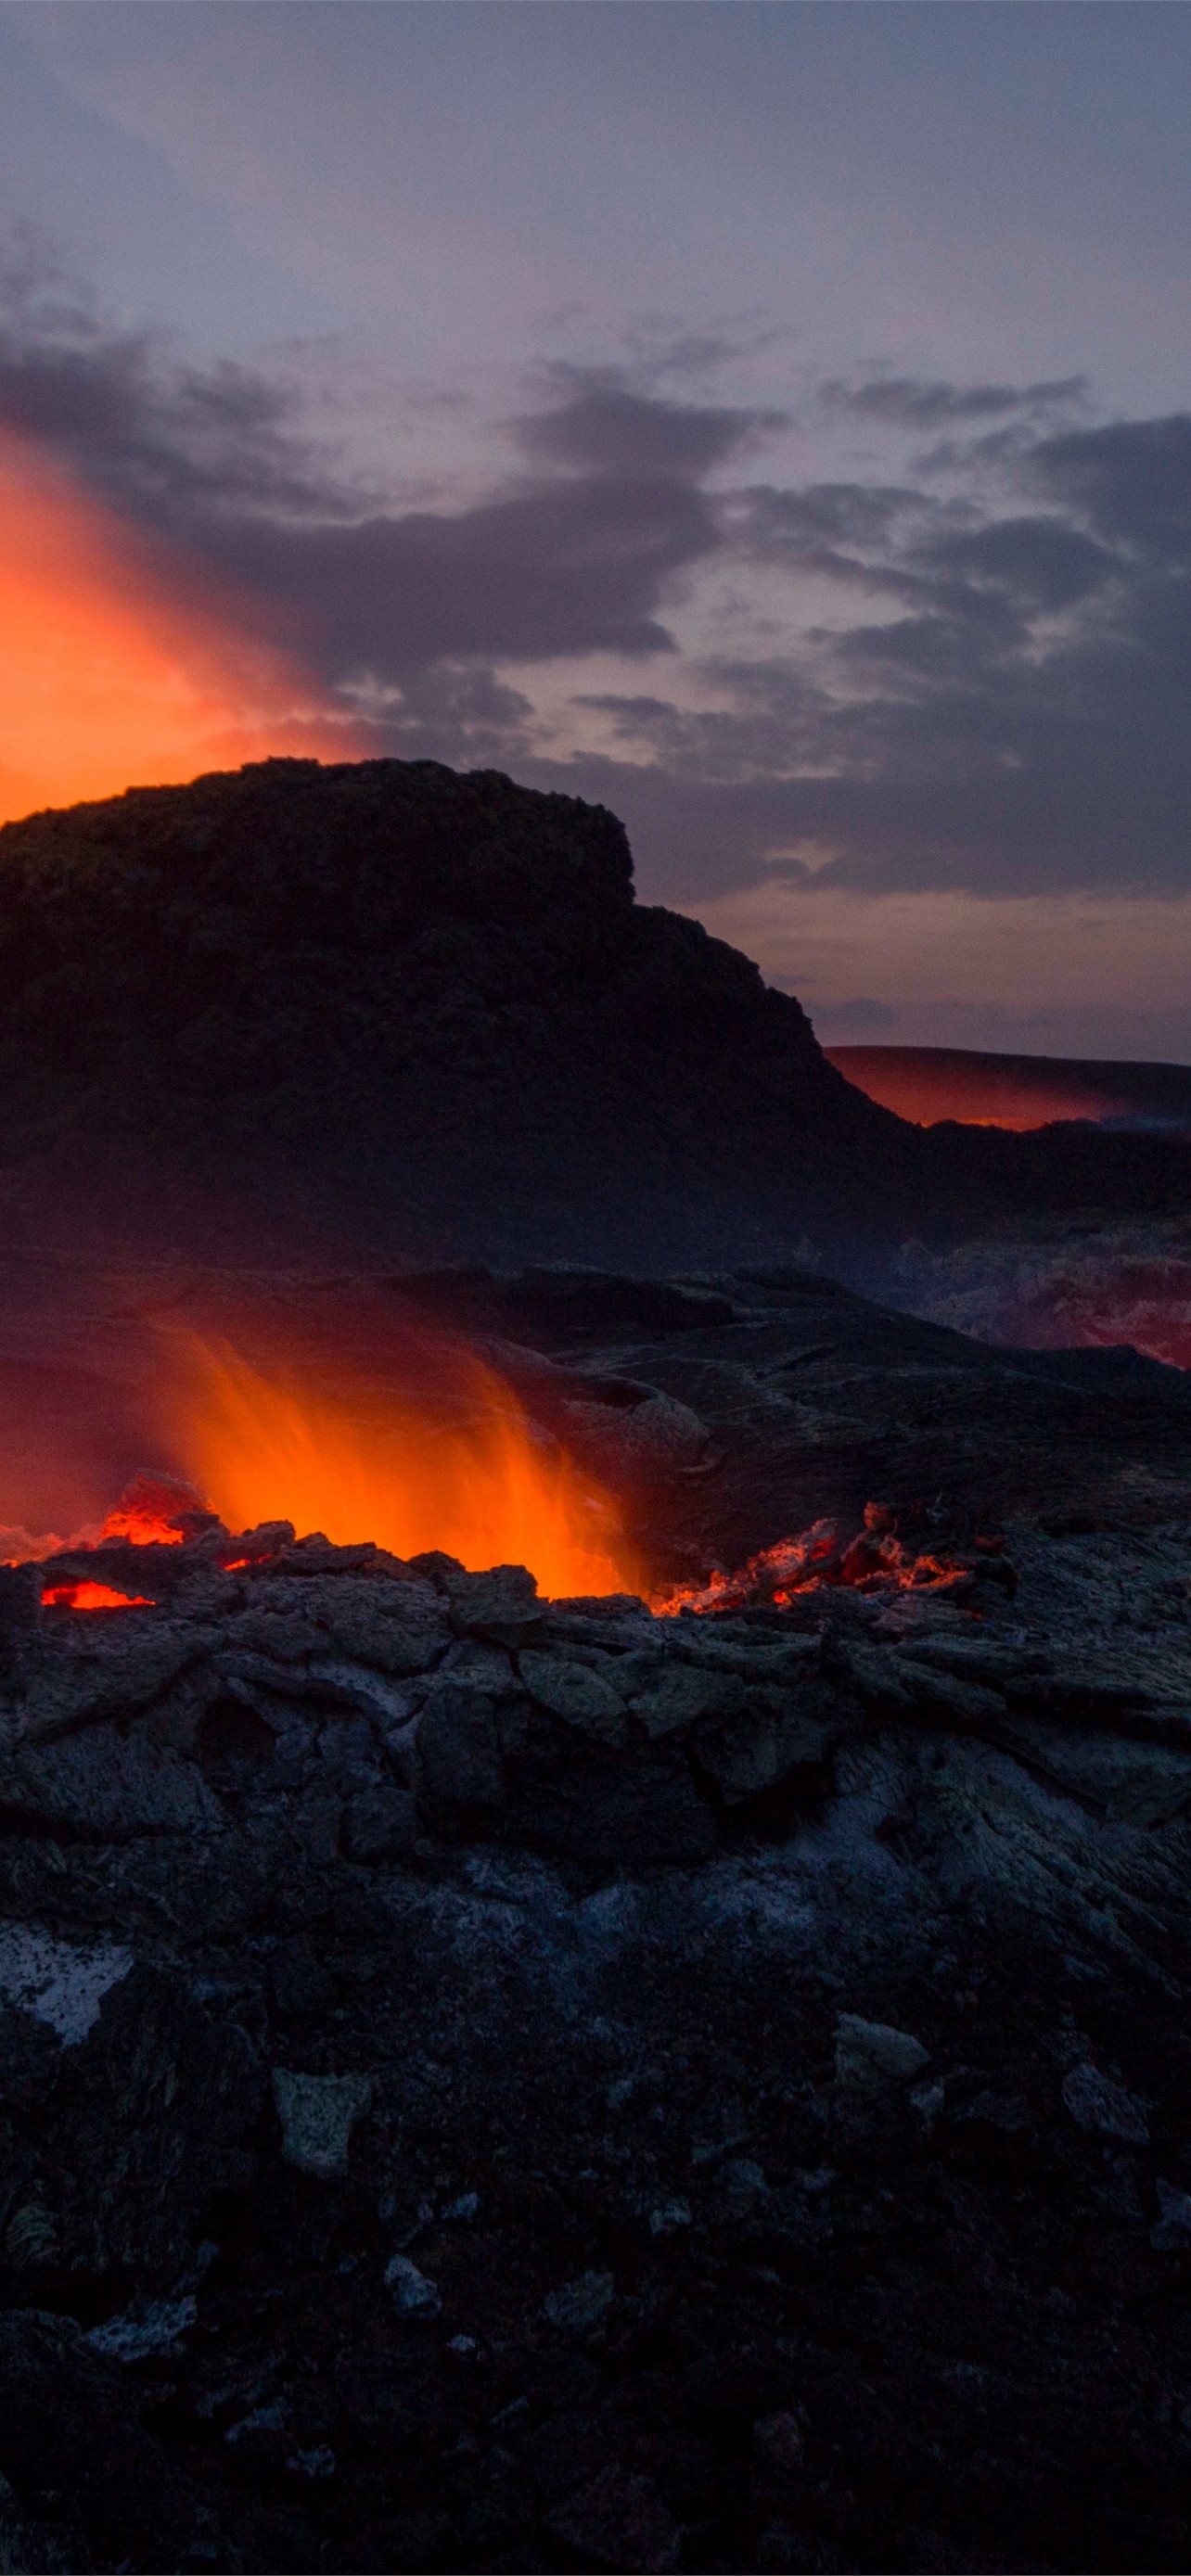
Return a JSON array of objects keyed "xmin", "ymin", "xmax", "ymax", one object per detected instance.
[{"xmin": 0, "ymin": 429, "xmax": 357, "ymax": 823}]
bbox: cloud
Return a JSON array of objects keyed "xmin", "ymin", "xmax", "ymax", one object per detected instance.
[
  {"xmin": 0, "ymin": 258, "xmax": 748, "ymax": 686},
  {"xmin": 0, "ymin": 231, "xmax": 354, "ymax": 533},
  {"xmin": 1029, "ymin": 413, "xmax": 1191, "ymax": 563},
  {"xmin": 3, "ymin": 234, "xmax": 1191, "ymax": 924},
  {"xmin": 821, "ymin": 372, "xmax": 1087, "ymax": 428},
  {"xmin": 811, "ymin": 997, "xmax": 898, "ymax": 1036},
  {"xmin": 514, "ymin": 371, "xmax": 786, "ymax": 480}
]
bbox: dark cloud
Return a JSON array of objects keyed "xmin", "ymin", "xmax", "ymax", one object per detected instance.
[
  {"xmin": 535, "ymin": 411, "xmax": 1191, "ymax": 905},
  {"xmin": 918, "ymin": 515, "xmax": 1117, "ymax": 611},
  {"xmin": 215, "ymin": 475, "xmax": 716, "ymax": 676},
  {"xmin": 2, "ymin": 235, "xmax": 1190, "ymax": 913},
  {"xmin": 1029, "ymin": 414, "xmax": 1191, "ymax": 563},
  {"xmin": 0, "ymin": 236, "xmax": 355, "ymax": 529},
  {"xmin": 821, "ymin": 372, "xmax": 1087, "ymax": 428},
  {"xmin": 0, "ymin": 254, "xmax": 745, "ymax": 682},
  {"xmin": 515, "ymin": 373, "xmax": 785, "ymax": 480}
]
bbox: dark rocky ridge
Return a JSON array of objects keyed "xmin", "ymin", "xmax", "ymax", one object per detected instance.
[
  {"xmin": 4, "ymin": 1267, "xmax": 1191, "ymax": 2571},
  {"xmin": 2, "ymin": 756, "xmax": 1187, "ymax": 1282}
]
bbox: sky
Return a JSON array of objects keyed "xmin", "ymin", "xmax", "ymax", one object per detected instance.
[{"xmin": 1, "ymin": 0, "xmax": 1190, "ymax": 1059}]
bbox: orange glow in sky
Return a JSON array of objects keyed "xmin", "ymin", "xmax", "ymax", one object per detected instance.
[
  {"xmin": 0, "ymin": 427, "xmax": 359, "ymax": 822},
  {"xmin": 826, "ymin": 1046, "xmax": 1121, "ymax": 1130}
]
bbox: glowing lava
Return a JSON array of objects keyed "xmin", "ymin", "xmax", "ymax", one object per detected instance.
[
  {"xmin": 167, "ymin": 1336, "xmax": 645, "ymax": 1601},
  {"xmin": 0, "ymin": 427, "xmax": 359, "ymax": 824},
  {"xmin": 826, "ymin": 1045, "xmax": 1122, "ymax": 1130},
  {"xmin": 42, "ymin": 1580, "xmax": 155, "ymax": 1612},
  {"xmin": 653, "ymin": 1503, "xmax": 970, "ymax": 1614}
]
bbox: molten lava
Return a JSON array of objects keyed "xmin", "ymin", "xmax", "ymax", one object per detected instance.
[
  {"xmin": 165, "ymin": 1335, "xmax": 646, "ymax": 1600},
  {"xmin": 653, "ymin": 1503, "xmax": 971, "ymax": 1614},
  {"xmin": 6, "ymin": 1329, "xmax": 983, "ymax": 1614},
  {"xmin": 96, "ymin": 1473, "xmax": 209, "ymax": 1547},
  {"xmin": 42, "ymin": 1580, "xmax": 155, "ymax": 1612}
]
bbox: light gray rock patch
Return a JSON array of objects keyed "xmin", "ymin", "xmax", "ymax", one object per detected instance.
[
  {"xmin": 1061, "ymin": 2060, "xmax": 1150, "ymax": 2145},
  {"xmin": 272, "ymin": 2068, "xmax": 374, "ymax": 2178},
  {"xmin": 0, "ymin": 1920, "xmax": 132, "ymax": 2043}
]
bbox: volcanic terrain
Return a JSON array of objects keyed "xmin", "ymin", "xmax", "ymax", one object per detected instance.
[
  {"xmin": 4, "ymin": 764, "xmax": 1191, "ymax": 2572},
  {"xmin": 0, "ymin": 1261, "xmax": 1190, "ymax": 2571},
  {"xmin": 2, "ymin": 755, "xmax": 1189, "ymax": 1287}
]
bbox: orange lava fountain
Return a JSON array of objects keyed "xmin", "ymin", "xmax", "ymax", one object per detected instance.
[{"xmin": 166, "ymin": 1335, "xmax": 646, "ymax": 1601}]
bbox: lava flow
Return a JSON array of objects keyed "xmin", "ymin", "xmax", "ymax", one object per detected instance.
[
  {"xmin": 42, "ymin": 1579, "xmax": 156, "ymax": 1612},
  {"xmin": 14, "ymin": 1341, "xmax": 984, "ymax": 1614},
  {"xmin": 166, "ymin": 1334, "xmax": 645, "ymax": 1601},
  {"xmin": 652, "ymin": 1503, "xmax": 974, "ymax": 1614}
]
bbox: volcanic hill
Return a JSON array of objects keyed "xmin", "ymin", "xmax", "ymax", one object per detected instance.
[
  {"xmin": 1, "ymin": 756, "xmax": 1187, "ymax": 1284},
  {"xmin": 0, "ymin": 758, "xmax": 902, "ymax": 1271}
]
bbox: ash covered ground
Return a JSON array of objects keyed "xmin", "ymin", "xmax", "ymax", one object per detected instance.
[{"xmin": 4, "ymin": 1268, "xmax": 1191, "ymax": 2572}]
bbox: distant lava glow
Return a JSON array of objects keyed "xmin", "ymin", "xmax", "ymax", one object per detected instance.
[
  {"xmin": 826, "ymin": 1045, "xmax": 1122, "ymax": 1130},
  {"xmin": 0, "ymin": 427, "xmax": 359, "ymax": 823}
]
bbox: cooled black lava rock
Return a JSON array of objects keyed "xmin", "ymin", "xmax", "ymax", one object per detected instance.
[{"xmin": 3, "ymin": 1444, "xmax": 1191, "ymax": 2570}]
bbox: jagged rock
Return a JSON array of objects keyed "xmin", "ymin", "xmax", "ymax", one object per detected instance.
[
  {"xmin": 0, "ymin": 2310, "xmax": 202, "ymax": 2569},
  {"xmin": 694, "ymin": 1696, "xmax": 836, "ymax": 1804},
  {"xmin": 836, "ymin": 2013, "xmax": 930, "ymax": 2090},
  {"xmin": 273, "ymin": 2069, "xmax": 374, "ymax": 2179},
  {"xmin": 270, "ymin": 1936, "xmax": 337, "ymax": 2018},
  {"xmin": 86, "ymin": 2294, "xmax": 198, "ymax": 2364},
  {"xmin": 416, "ymin": 1686, "xmax": 505, "ymax": 1809},
  {"xmin": 541, "ymin": 2271, "xmax": 615, "ymax": 2338},
  {"xmin": 1150, "ymin": 2179, "xmax": 1191, "ymax": 2251},
  {"xmin": 502, "ymin": 1745, "xmax": 718, "ymax": 1866},
  {"xmin": 1061, "ymin": 2060, "xmax": 1150, "ymax": 2145},
  {"xmin": 0, "ymin": 1924, "xmax": 132, "ymax": 2045},
  {"xmin": 518, "ymin": 1649, "xmax": 628, "ymax": 1745},
  {"xmin": 430, "ymin": 1562, "xmax": 543, "ymax": 1638},
  {"xmin": 0, "ymin": 1359, "xmax": 1189, "ymax": 2572},
  {"xmin": 0, "ymin": 1565, "xmax": 41, "ymax": 1635},
  {"xmin": 52, "ymin": 1967, "xmax": 263, "ymax": 2278},
  {"xmin": 0, "ymin": 1728, "xmax": 223, "ymax": 1840},
  {"xmin": 630, "ymin": 1661, "xmax": 746, "ymax": 1741},
  {"xmin": 342, "ymin": 1783, "xmax": 417, "ymax": 1861},
  {"xmin": 544, "ymin": 2465, "xmax": 680, "ymax": 2573},
  {"xmin": 383, "ymin": 2254, "xmax": 442, "ymax": 2316}
]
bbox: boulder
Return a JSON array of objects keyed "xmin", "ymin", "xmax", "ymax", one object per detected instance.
[
  {"xmin": 343, "ymin": 1783, "xmax": 417, "ymax": 1861},
  {"xmin": 1061, "ymin": 2060, "xmax": 1150, "ymax": 2145},
  {"xmin": 518, "ymin": 1648, "xmax": 628, "ymax": 1745},
  {"xmin": 835, "ymin": 2014, "xmax": 930, "ymax": 2091},
  {"xmin": 695, "ymin": 1697, "xmax": 835, "ymax": 1804},
  {"xmin": 630, "ymin": 1662, "xmax": 746, "ymax": 1741}
]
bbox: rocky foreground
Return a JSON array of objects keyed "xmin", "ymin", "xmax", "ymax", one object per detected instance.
[{"xmin": 5, "ymin": 1450, "xmax": 1191, "ymax": 2570}]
